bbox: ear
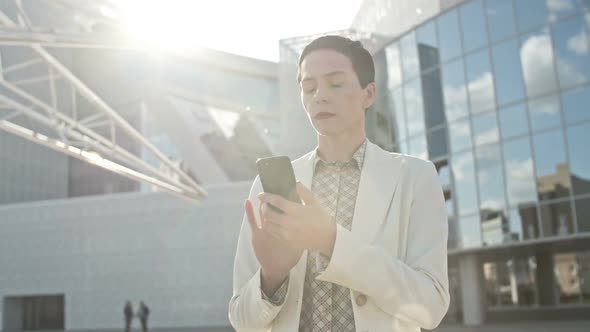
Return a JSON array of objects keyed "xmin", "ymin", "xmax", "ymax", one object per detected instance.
[{"xmin": 363, "ymin": 82, "xmax": 376, "ymax": 110}]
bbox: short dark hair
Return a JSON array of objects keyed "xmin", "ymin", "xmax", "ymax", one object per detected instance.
[{"xmin": 298, "ymin": 35, "xmax": 375, "ymax": 88}]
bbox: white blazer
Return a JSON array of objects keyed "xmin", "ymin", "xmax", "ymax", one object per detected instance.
[{"xmin": 229, "ymin": 141, "xmax": 450, "ymax": 331}]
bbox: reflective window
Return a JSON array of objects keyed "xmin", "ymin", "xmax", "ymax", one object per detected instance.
[
  {"xmin": 503, "ymin": 137, "xmax": 538, "ymax": 208},
  {"xmin": 442, "ymin": 58, "xmax": 469, "ymax": 122},
  {"xmin": 404, "ymin": 78, "xmax": 426, "ymax": 137},
  {"xmin": 562, "ymin": 85, "xmax": 590, "ymax": 125},
  {"xmin": 485, "ymin": 0, "xmax": 516, "ymax": 43},
  {"xmin": 528, "ymin": 94, "xmax": 562, "ymax": 132},
  {"xmin": 520, "ymin": 28, "xmax": 559, "ymax": 98},
  {"xmin": 438, "ymin": 161, "xmax": 452, "ymax": 188},
  {"xmin": 437, "ymin": 9, "xmax": 462, "ymax": 63},
  {"xmin": 465, "ymin": 49, "xmax": 496, "ymax": 114},
  {"xmin": 472, "ymin": 111, "xmax": 499, "ymax": 146},
  {"xmin": 484, "ymin": 257, "xmax": 538, "ymax": 307},
  {"xmin": 475, "ymin": 143, "xmax": 502, "ymax": 169},
  {"xmin": 575, "ymin": 197, "xmax": 590, "ymax": 232},
  {"xmin": 398, "ymin": 140, "xmax": 409, "ymax": 155},
  {"xmin": 452, "ymin": 151, "xmax": 479, "ymax": 216},
  {"xmin": 516, "ymin": 0, "xmax": 548, "ymax": 33},
  {"xmin": 400, "ymin": 32, "xmax": 420, "ymax": 81},
  {"xmin": 460, "ymin": 0, "xmax": 489, "ymax": 53},
  {"xmin": 532, "ymin": 130, "xmax": 572, "ymax": 202},
  {"xmin": 390, "ymin": 88, "xmax": 407, "ymax": 143},
  {"xmin": 552, "ymin": 16, "xmax": 590, "ymax": 90},
  {"xmin": 566, "ymin": 123, "xmax": 590, "ymax": 196},
  {"xmin": 541, "ymin": 201, "xmax": 574, "ymax": 236},
  {"xmin": 507, "ymin": 207, "xmax": 533, "ymax": 241},
  {"xmin": 478, "ymin": 165, "xmax": 507, "ymax": 215},
  {"xmin": 481, "ymin": 209, "xmax": 509, "ymax": 246},
  {"xmin": 492, "ymin": 39, "xmax": 526, "ymax": 106},
  {"xmin": 554, "ymin": 251, "xmax": 590, "ymax": 305},
  {"xmin": 416, "ymin": 21, "xmax": 439, "ymax": 72},
  {"xmin": 449, "ymin": 118, "xmax": 473, "ymax": 153},
  {"xmin": 459, "ymin": 214, "xmax": 482, "ymax": 248},
  {"xmin": 385, "ymin": 42, "xmax": 403, "ymax": 88},
  {"xmin": 427, "ymin": 127, "xmax": 449, "ymax": 159},
  {"xmin": 422, "ymin": 69, "xmax": 446, "ymax": 129},
  {"xmin": 408, "ymin": 134, "xmax": 428, "ymax": 160},
  {"xmin": 499, "ymin": 103, "xmax": 529, "ymax": 140},
  {"xmin": 546, "ymin": 0, "xmax": 589, "ymax": 21}
]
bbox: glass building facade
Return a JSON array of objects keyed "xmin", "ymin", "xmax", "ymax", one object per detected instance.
[{"xmin": 366, "ymin": 0, "xmax": 590, "ymax": 323}]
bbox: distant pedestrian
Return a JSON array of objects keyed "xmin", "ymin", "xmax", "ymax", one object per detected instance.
[
  {"xmin": 137, "ymin": 301, "xmax": 150, "ymax": 332},
  {"xmin": 123, "ymin": 300, "xmax": 133, "ymax": 332}
]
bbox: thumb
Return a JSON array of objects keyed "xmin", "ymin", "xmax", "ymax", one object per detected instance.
[{"xmin": 296, "ymin": 182, "xmax": 317, "ymax": 206}]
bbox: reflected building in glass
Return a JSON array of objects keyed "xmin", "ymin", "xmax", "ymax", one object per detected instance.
[{"xmin": 348, "ymin": 0, "xmax": 590, "ymax": 325}]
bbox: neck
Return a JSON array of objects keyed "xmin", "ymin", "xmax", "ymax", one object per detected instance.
[{"xmin": 316, "ymin": 129, "xmax": 366, "ymax": 163}]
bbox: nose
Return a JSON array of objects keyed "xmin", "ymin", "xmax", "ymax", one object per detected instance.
[{"xmin": 312, "ymin": 85, "xmax": 329, "ymax": 104}]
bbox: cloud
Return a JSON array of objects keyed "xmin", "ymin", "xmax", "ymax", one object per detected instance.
[
  {"xmin": 475, "ymin": 127, "xmax": 499, "ymax": 146},
  {"xmin": 468, "ymin": 71, "xmax": 495, "ymax": 113},
  {"xmin": 567, "ymin": 28, "xmax": 589, "ymax": 55},
  {"xmin": 505, "ymin": 158, "xmax": 537, "ymax": 206},
  {"xmin": 520, "ymin": 32, "xmax": 560, "ymax": 97}
]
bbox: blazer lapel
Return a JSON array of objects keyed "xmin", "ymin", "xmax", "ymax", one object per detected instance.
[{"xmin": 351, "ymin": 141, "xmax": 402, "ymax": 243}]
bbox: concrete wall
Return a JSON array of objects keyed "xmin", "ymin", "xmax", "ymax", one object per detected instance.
[{"xmin": 0, "ymin": 182, "xmax": 252, "ymax": 330}]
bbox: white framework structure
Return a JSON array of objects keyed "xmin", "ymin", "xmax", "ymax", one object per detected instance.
[{"xmin": 0, "ymin": 0, "xmax": 208, "ymax": 201}]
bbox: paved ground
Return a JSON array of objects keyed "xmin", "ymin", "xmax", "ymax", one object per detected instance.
[{"xmin": 433, "ymin": 320, "xmax": 590, "ymax": 332}]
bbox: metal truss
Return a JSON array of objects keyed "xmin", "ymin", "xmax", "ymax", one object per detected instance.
[{"xmin": 0, "ymin": 0, "xmax": 207, "ymax": 201}]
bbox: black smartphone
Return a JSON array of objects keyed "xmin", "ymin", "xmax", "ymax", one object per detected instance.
[{"xmin": 256, "ymin": 156, "xmax": 300, "ymax": 212}]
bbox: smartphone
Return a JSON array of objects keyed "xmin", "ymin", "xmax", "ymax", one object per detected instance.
[{"xmin": 256, "ymin": 156, "xmax": 300, "ymax": 212}]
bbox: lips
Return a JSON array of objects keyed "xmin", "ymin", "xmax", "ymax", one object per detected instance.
[{"xmin": 314, "ymin": 112, "xmax": 335, "ymax": 120}]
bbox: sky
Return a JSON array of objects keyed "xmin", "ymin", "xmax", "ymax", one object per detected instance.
[{"xmin": 111, "ymin": 0, "xmax": 364, "ymax": 62}]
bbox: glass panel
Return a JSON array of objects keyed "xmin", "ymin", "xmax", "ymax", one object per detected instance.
[
  {"xmin": 438, "ymin": 161, "xmax": 452, "ymax": 187},
  {"xmin": 503, "ymin": 137, "xmax": 538, "ymax": 207},
  {"xmin": 547, "ymin": 0, "xmax": 587, "ymax": 21},
  {"xmin": 532, "ymin": 130, "xmax": 572, "ymax": 201},
  {"xmin": 482, "ymin": 210, "xmax": 508, "ymax": 246},
  {"xmin": 398, "ymin": 140, "xmax": 409, "ymax": 155},
  {"xmin": 475, "ymin": 143, "xmax": 502, "ymax": 169},
  {"xmin": 520, "ymin": 28, "xmax": 559, "ymax": 98},
  {"xmin": 389, "ymin": 88, "xmax": 407, "ymax": 143},
  {"xmin": 552, "ymin": 16, "xmax": 590, "ymax": 90},
  {"xmin": 442, "ymin": 58, "xmax": 469, "ymax": 122},
  {"xmin": 472, "ymin": 111, "xmax": 499, "ymax": 146},
  {"xmin": 499, "ymin": 103, "xmax": 529, "ymax": 140},
  {"xmin": 478, "ymin": 165, "xmax": 507, "ymax": 219},
  {"xmin": 507, "ymin": 208, "xmax": 528, "ymax": 241},
  {"xmin": 575, "ymin": 197, "xmax": 590, "ymax": 233},
  {"xmin": 492, "ymin": 39, "xmax": 526, "ymax": 105},
  {"xmin": 465, "ymin": 49, "xmax": 496, "ymax": 114},
  {"xmin": 385, "ymin": 42, "xmax": 403, "ymax": 88},
  {"xmin": 485, "ymin": 257, "xmax": 539, "ymax": 306},
  {"xmin": 562, "ymin": 85, "xmax": 590, "ymax": 125},
  {"xmin": 528, "ymin": 94, "xmax": 562, "ymax": 132},
  {"xmin": 578, "ymin": 251, "xmax": 590, "ymax": 304},
  {"xmin": 422, "ymin": 69, "xmax": 446, "ymax": 129},
  {"xmin": 400, "ymin": 32, "xmax": 420, "ymax": 81},
  {"xmin": 437, "ymin": 9, "xmax": 462, "ymax": 63},
  {"xmin": 541, "ymin": 201, "xmax": 574, "ymax": 236},
  {"xmin": 516, "ymin": 0, "xmax": 548, "ymax": 33},
  {"xmin": 408, "ymin": 134, "xmax": 428, "ymax": 160},
  {"xmin": 416, "ymin": 21, "xmax": 439, "ymax": 72},
  {"xmin": 453, "ymin": 151, "xmax": 479, "ymax": 216},
  {"xmin": 427, "ymin": 127, "xmax": 449, "ymax": 159},
  {"xmin": 485, "ymin": 0, "xmax": 517, "ymax": 43},
  {"xmin": 449, "ymin": 118, "xmax": 473, "ymax": 153},
  {"xmin": 566, "ymin": 123, "xmax": 590, "ymax": 196},
  {"xmin": 554, "ymin": 252, "xmax": 584, "ymax": 304},
  {"xmin": 459, "ymin": 214, "xmax": 482, "ymax": 248},
  {"xmin": 404, "ymin": 78, "xmax": 425, "ymax": 137},
  {"xmin": 460, "ymin": 0, "xmax": 489, "ymax": 53}
]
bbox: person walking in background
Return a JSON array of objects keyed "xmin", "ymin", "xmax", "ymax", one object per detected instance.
[
  {"xmin": 137, "ymin": 301, "xmax": 150, "ymax": 332},
  {"xmin": 123, "ymin": 300, "xmax": 133, "ymax": 332}
]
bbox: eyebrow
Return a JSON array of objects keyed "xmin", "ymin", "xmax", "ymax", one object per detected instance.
[{"xmin": 300, "ymin": 71, "xmax": 347, "ymax": 83}]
